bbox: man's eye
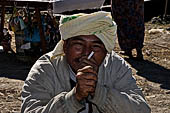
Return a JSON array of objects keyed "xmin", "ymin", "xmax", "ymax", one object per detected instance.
[
  {"xmin": 93, "ymin": 44, "xmax": 103, "ymax": 48},
  {"xmin": 72, "ymin": 42, "xmax": 84, "ymax": 49},
  {"xmin": 93, "ymin": 45, "xmax": 101, "ymax": 48},
  {"xmin": 92, "ymin": 45, "xmax": 103, "ymax": 51},
  {"xmin": 74, "ymin": 42, "xmax": 83, "ymax": 46}
]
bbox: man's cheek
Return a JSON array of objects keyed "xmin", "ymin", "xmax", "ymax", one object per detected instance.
[
  {"xmin": 74, "ymin": 57, "xmax": 80, "ymax": 63},
  {"xmin": 74, "ymin": 50, "xmax": 83, "ymax": 55}
]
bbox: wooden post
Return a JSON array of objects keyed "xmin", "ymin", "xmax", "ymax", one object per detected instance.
[
  {"xmin": 35, "ymin": 7, "xmax": 47, "ymax": 54},
  {"xmin": 0, "ymin": 4, "xmax": 5, "ymax": 35}
]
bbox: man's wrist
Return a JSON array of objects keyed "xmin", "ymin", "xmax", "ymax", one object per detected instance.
[
  {"xmin": 75, "ymin": 92, "xmax": 83, "ymax": 102},
  {"xmin": 65, "ymin": 87, "xmax": 85, "ymax": 112}
]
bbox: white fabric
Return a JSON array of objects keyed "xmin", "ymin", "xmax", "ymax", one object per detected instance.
[
  {"xmin": 21, "ymin": 42, "xmax": 31, "ymax": 50},
  {"xmin": 51, "ymin": 11, "xmax": 117, "ymax": 59},
  {"xmin": 0, "ymin": 46, "xmax": 4, "ymax": 52},
  {"xmin": 53, "ymin": 0, "xmax": 105, "ymax": 13}
]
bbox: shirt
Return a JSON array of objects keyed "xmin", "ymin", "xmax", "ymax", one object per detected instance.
[{"xmin": 21, "ymin": 51, "xmax": 151, "ymax": 113}]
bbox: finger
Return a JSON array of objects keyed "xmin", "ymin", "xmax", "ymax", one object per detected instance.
[
  {"xmin": 77, "ymin": 66, "xmax": 97, "ymax": 75},
  {"xmin": 78, "ymin": 85, "xmax": 96, "ymax": 95},
  {"xmin": 76, "ymin": 78, "xmax": 97, "ymax": 88},
  {"xmin": 80, "ymin": 59, "xmax": 99, "ymax": 72},
  {"xmin": 80, "ymin": 57, "xmax": 98, "ymax": 67},
  {"xmin": 85, "ymin": 58, "xmax": 98, "ymax": 66},
  {"xmin": 76, "ymin": 72, "xmax": 97, "ymax": 82},
  {"xmin": 78, "ymin": 65, "xmax": 93, "ymax": 70},
  {"xmin": 76, "ymin": 77, "xmax": 97, "ymax": 88},
  {"xmin": 76, "ymin": 85, "xmax": 95, "ymax": 98},
  {"xmin": 83, "ymin": 79, "xmax": 97, "ymax": 87}
]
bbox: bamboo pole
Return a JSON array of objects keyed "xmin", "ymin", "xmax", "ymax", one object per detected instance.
[{"xmin": 163, "ymin": 0, "xmax": 168, "ymax": 18}]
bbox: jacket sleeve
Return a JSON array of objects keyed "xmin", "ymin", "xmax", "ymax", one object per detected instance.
[
  {"xmin": 21, "ymin": 55, "xmax": 84, "ymax": 113},
  {"xmin": 90, "ymin": 55, "xmax": 151, "ymax": 113}
]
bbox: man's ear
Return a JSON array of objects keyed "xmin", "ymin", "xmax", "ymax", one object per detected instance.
[{"xmin": 63, "ymin": 40, "xmax": 67, "ymax": 54}]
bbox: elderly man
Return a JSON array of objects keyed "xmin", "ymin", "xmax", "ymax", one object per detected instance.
[{"xmin": 21, "ymin": 11, "xmax": 151, "ymax": 113}]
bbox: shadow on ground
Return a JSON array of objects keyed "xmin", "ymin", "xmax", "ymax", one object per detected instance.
[
  {"xmin": 1, "ymin": 52, "xmax": 170, "ymax": 90},
  {"xmin": 0, "ymin": 53, "xmax": 32, "ymax": 81},
  {"xmin": 125, "ymin": 58, "xmax": 170, "ymax": 90}
]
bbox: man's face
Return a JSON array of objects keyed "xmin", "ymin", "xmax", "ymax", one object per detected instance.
[{"xmin": 63, "ymin": 35, "xmax": 107, "ymax": 73}]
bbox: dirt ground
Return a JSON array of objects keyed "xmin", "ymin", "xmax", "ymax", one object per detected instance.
[{"xmin": 0, "ymin": 18, "xmax": 170, "ymax": 113}]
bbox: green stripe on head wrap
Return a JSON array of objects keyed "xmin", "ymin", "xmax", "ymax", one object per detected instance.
[{"xmin": 61, "ymin": 15, "xmax": 83, "ymax": 24}]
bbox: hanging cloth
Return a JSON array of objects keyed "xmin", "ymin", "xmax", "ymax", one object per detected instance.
[
  {"xmin": 23, "ymin": 5, "xmax": 33, "ymax": 42},
  {"xmin": 53, "ymin": 0, "xmax": 105, "ymax": 13},
  {"xmin": 19, "ymin": 18, "xmax": 26, "ymax": 30},
  {"xmin": 9, "ymin": 6, "xmax": 17, "ymax": 32}
]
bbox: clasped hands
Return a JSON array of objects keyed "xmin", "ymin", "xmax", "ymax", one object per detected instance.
[{"xmin": 75, "ymin": 57, "xmax": 98, "ymax": 102}]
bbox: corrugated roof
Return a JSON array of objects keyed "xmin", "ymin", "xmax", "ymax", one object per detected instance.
[{"xmin": 53, "ymin": 0, "xmax": 105, "ymax": 13}]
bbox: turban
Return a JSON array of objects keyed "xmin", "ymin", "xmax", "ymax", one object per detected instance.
[{"xmin": 51, "ymin": 11, "xmax": 117, "ymax": 59}]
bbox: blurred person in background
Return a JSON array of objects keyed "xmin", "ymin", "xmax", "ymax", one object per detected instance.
[
  {"xmin": 0, "ymin": 28, "xmax": 12, "ymax": 52},
  {"xmin": 111, "ymin": 0, "xmax": 144, "ymax": 60}
]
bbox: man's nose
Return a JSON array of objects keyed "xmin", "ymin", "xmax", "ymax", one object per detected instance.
[{"xmin": 83, "ymin": 47, "xmax": 92, "ymax": 57}]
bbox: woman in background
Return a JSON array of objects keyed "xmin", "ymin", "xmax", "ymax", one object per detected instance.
[{"xmin": 111, "ymin": 0, "xmax": 144, "ymax": 60}]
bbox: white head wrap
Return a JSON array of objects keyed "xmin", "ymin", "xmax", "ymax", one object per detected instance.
[{"xmin": 51, "ymin": 11, "xmax": 117, "ymax": 59}]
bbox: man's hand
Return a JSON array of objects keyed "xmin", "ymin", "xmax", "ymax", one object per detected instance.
[{"xmin": 75, "ymin": 65, "xmax": 98, "ymax": 102}]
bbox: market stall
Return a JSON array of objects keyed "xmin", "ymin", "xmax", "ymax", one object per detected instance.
[
  {"xmin": 0, "ymin": 0, "xmax": 57, "ymax": 55},
  {"xmin": 0, "ymin": 0, "xmax": 109, "ymax": 58}
]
